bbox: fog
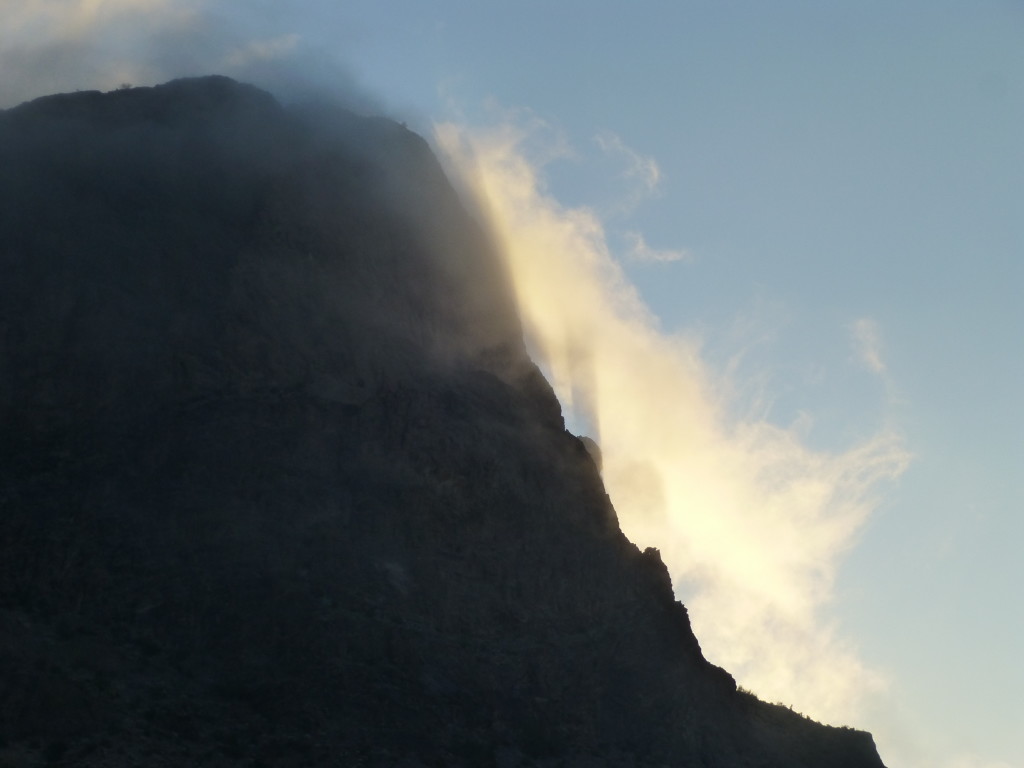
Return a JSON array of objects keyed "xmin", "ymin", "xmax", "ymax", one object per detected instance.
[
  {"xmin": 438, "ymin": 120, "xmax": 911, "ymax": 725},
  {"xmin": 0, "ymin": 0, "xmax": 379, "ymax": 112}
]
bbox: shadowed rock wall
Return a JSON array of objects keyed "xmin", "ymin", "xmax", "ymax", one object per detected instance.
[{"xmin": 0, "ymin": 77, "xmax": 885, "ymax": 767}]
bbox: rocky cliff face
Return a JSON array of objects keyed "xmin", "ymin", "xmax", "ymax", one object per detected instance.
[{"xmin": 0, "ymin": 77, "xmax": 886, "ymax": 767}]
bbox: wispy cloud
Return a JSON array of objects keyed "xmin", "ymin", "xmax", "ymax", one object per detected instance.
[
  {"xmin": 0, "ymin": 0, "xmax": 190, "ymax": 104},
  {"xmin": 594, "ymin": 130, "xmax": 662, "ymax": 213},
  {"xmin": 624, "ymin": 230, "xmax": 689, "ymax": 263},
  {"xmin": 438, "ymin": 119, "xmax": 910, "ymax": 727},
  {"xmin": 851, "ymin": 317, "xmax": 886, "ymax": 374},
  {"xmin": 223, "ymin": 32, "xmax": 300, "ymax": 70},
  {"xmin": 0, "ymin": 1, "xmax": 376, "ymax": 109}
]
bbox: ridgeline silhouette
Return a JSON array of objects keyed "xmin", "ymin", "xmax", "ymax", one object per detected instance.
[{"xmin": 0, "ymin": 77, "xmax": 886, "ymax": 767}]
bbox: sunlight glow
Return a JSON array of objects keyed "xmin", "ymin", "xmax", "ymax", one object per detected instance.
[{"xmin": 438, "ymin": 119, "xmax": 910, "ymax": 725}]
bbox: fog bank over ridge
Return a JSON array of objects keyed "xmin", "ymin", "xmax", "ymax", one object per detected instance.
[
  {"xmin": 438, "ymin": 121, "xmax": 911, "ymax": 725},
  {"xmin": 0, "ymin": 0, "xmax": 383, "ymax": 114}
]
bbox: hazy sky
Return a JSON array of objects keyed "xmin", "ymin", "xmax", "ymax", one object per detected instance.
[{"xmin": 2, "ymin": 2, "xmax": 1021, "ymax": 767}]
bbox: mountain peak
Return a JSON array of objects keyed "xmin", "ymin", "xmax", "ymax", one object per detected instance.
[{"xmin": 0, "ymin": 79, "xmax": 885, "ymax": 767}]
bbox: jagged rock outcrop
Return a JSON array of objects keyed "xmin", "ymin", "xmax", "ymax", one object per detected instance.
[{"xmin": 0, "ymin": 77, "xmax": 886, "ymax": 767}]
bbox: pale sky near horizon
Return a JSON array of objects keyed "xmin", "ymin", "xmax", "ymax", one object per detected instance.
[{"xmin": 2, "ymin": 2, "xmax": 1021, "ymax": 767}]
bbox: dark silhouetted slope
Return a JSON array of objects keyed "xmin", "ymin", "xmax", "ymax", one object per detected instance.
[{"xmin": 0, "ymin": 77, "xmax": 885, "ymax": 767}]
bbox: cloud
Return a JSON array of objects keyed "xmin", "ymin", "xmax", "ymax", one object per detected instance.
[
  {"xmin": 222, "ymin": 32, "xmax": 300, "ymax": 70},
  {"xmin": 438, "ymin": 119, "xmax": 910, "ymax": 727},
  {"xmin": 851, "ymin": 317, "xmax": 886, "ymax": 374},
  {"xmin": 624, "ymin": 230, "xmax": 689, "ymax": 263},
  {"xmin": 946, "ymin": 758, "xmax": 1016, "ymax": 768},
  {"xmin": 0, "ymin": 1, "xmax": 378, "ymax": 110},
  {"xmin": 594, "ymin": 130, "xmax": 663, "ymax": 213},
  {"xmin": 0, "ymin": 0, "xmax": 188, "ymax": 104}
]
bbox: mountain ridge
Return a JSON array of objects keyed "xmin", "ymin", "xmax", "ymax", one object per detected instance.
[{"xmin": 0, "ymin": 76, "xmax": 885, "ymax": 767}]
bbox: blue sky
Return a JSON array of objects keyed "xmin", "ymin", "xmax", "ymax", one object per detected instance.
[{"xmin": 2, "ymin": 2, "xmax": 1021, "ymax": 766}]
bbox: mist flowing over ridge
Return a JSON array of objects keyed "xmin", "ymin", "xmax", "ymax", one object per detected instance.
[
  {"xmin": 0, "ymin": 77, "xmax": 888, "ymax": 767},
  {"xmin": 437, "ymin": 122, "xmax": 911, "ymax": 726}
]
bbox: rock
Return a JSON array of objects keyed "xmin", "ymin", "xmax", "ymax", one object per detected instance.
[{"xmin": 0, "ymin": 77, "xmax": 886, "ymax": 767}]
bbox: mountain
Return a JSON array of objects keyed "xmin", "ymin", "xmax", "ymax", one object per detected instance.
[{"xmin": 0, "ymin": 76, "xmax": 886, "ymax": 767}]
